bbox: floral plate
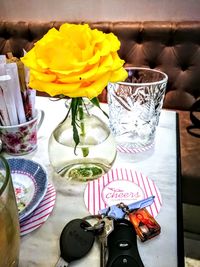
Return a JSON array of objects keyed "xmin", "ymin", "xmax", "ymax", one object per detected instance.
[{"xmin": 7, "ymin": 158, "xmax": 48, "ymax": 222}]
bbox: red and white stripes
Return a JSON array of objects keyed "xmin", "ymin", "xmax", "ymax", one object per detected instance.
[
  {"xmin": 84, "ymin": 168, "xmax": 162, "ymax": 218},
  {"xmin": 20, "ymin": 183, "xmax": 56, "ymax": 236},
  {"xmin": 117, "ymin": 142, "xmax": 154, "ymax": 154}
]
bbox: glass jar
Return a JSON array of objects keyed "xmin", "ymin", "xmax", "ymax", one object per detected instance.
[{"xmin": 0, "ymin": 155, "xmax": 20, "ymax": 267}]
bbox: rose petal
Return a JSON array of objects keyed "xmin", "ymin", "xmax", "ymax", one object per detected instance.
[
  {"xmin": 21, "ymin": 23, "xmax": 128, "ymax": 98},
  {"xmin": 57, "ymin": 63, "xmax": 99, "ymax": 83},
  {"xmin": 31, "ymin": 70, "xmax": 56, "ymax": 82},
  {"xmin": 109, "ymin": 68, "xmax": 128, "ymax": 82},
  {"xmin": 29, "ymin": 79, "xmax": 81, "ymax": 97}
]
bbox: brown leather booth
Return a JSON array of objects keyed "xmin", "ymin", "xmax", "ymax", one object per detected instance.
[{"xmin": 0, "ymin": 20, "xmax": 200, "ymax": 244}]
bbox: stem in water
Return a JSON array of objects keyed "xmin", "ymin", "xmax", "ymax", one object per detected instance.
[{"xmin": 78, "ymin": 100, "xmax": 89, "ymax": 157}]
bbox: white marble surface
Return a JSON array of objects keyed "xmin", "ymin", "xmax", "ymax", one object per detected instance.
[{"xmin": 5, "ymin": 97, "xmax": 179, "ymax": 267}]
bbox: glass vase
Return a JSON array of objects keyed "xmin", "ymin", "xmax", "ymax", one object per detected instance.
[{"xmin": 48, "ymin": 109, "xmax": 117, "ymax": 181}]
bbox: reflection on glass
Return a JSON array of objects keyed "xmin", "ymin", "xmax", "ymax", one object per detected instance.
[{"xmin": 0, "ymin": 155, "xmax": 20, "ymax": 267}]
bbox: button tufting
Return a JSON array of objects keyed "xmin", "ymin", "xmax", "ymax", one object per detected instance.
[
  {"xmin": 181, "ymin": 65, "xmax": 188, "ymax": 71},
  {"xmin": 149, "ymin": 63, "xmax": 156, "ymax": 69}
]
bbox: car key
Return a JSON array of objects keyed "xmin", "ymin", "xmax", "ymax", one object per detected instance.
[
  {"xmin": 106, "ymin": 219, "xmax": 144, "ymax": 267},
  {"xmin": 98, "ymin": 217, "xmax": 114, "ymax": 267},
  {"xmin": 55, "ymin": 218, "xmax": 95, "ymax": 267}
]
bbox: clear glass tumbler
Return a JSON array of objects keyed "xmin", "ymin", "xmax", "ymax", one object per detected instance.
[
  {"xmin": 0, "ymin": 155, "xmax": 20, "ymax": 267},
  {"xmin": 107, "ymin": 67, "xmax": 168, "ymax": 150}
]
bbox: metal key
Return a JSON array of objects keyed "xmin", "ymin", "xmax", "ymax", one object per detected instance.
[{"xmin": 98, "ymin": 217, "xmax": 114, "ymax": 267}]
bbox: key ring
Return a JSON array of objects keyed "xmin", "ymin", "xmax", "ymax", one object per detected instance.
[
  {"xmin": 81, "ymin": 215, "xmax": 105, "ymax": 234},
  {"xmin": 117, "ymin": 202, "xmax": 130, "ymax": 214}
]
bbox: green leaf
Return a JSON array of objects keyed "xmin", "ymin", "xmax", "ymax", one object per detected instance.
[{"xmin": 90, "ymin": 97, "xmax": 109, "ymax": 118}]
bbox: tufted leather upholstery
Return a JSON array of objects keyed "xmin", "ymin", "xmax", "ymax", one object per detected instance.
[
  {"xmin": 1, "ymin": 21, "xmax": 200, "ymax": 108},
  {"xmin": 0, "ymin": 20, "xmax": 200, "ymax": 207}
]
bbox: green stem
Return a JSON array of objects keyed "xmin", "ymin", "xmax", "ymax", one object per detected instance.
[
  {"xmin": 71, "ymin": 98, "xmax": 80, "ymax": 155},
  {"xmin": 78, "ymin": 99, "xmax": 89, "ymax": 157}
]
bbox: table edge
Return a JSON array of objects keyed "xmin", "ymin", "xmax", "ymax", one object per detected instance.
[{"xmin": 176, "ymin": 112, "xmax": 185, "ymax": 267}]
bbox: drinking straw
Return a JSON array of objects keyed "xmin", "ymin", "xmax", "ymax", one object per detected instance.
[
  {"xmin": 0, "ymin": 87, "xmax": 10, "ymax": 126},
  {"xmin": 6, "ymin": 63, "xmax": 26, "ymax": 124},
  {"xmin": 0, "ymin": 64, "xmax": 18, "ymax": 125},
  {"xmin": 0, "ymin": 55, "xmax": 6, "ymax": 64}
]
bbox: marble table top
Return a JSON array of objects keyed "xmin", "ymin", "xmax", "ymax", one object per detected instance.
[{"xmin": 5, "ymin": 96, "xmax": 181, "ymax": 267}]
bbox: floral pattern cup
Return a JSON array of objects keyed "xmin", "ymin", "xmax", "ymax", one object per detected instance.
[{"xmin": 0, "ymin": 110, "xmax": 44, "ymax": 155}]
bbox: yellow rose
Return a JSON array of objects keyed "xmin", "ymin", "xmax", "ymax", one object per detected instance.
[{"xmin": 21, "ymin": 23, "xmax": 128, "ymax": 98}]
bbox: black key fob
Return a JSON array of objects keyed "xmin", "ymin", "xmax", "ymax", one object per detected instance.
[
  {"xmin": 106, "ymin": 219, "xmax": 144, "ymax": 267},
  {"xmin": 60, "ymin": 219, "xmax": 95, "ymax": 263}
]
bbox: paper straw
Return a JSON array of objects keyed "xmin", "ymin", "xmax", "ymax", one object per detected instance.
[
  {"xmin": 0, "ymin": 87, "xmax": 10, "ymax": 125},
  {"xmin": 6, "ymin": 63, "xmax": 26, "ymax": 124},
  {"xmin": 0, "ymin": 65, "xmax": 18, "ymax": 125}
]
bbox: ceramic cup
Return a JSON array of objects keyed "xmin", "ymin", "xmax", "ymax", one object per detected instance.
[
  {"xmin": 0, "ymin": 109, "xmax": 44, "ymax": 155},
  {"xmin": 0, "ymin": 155, "xmax": 20, "ymax": 267}
]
